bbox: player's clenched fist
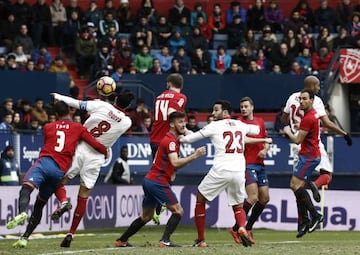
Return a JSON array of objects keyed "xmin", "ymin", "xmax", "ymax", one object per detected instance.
[{"xmin": 194, "ymin": 146, "xmax": 206, "ymax": 158}]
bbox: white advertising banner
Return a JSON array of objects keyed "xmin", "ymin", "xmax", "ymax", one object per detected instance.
[{"xmin": 1, "ymin": 186, "xmax": 359, "ymax": 235}]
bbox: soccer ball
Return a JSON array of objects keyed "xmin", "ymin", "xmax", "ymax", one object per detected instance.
[{"xmin": 96, "ymin": 76, "xmax": 116, "ymax": 96}]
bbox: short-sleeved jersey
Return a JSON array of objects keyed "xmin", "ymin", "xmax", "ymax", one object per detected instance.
[
  {"xmin": 40, "ymin": 119, "xmax": 107, "ymax": 172},
  {"xmin": 299, "ymin": 108, "xmax": 320, "ymax": 157},
  {"xmin": 54, "ymin": 94, "xmax": 132, "ymax": 148},
  {"xmin": 145, "ymin": 132, "xmax": 179, "ymax": 184},
  {"xmin": 284, "ymin": 92, "xmax": 326, "ymax": 133},
  {"xmin": 238, "ymin": 117, "xmax": 267, "ymax": 165},
  {"xmin": 150, "ymin": 90, "xmax": 187, "ymax": 145},
  {"xmin": 183, "ymin": 118, "xmax": 260, "ymax": 172}
]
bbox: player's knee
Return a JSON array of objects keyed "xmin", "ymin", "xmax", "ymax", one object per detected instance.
[
  {"xmin": 259, "ymin": 196, "xmax": 270, "ymax": 205},
  {"xmin": 141, "ymin": 214, "xmax": 153, "ymax": 223},
  {"xmin": 246, "ymin": 196, "xmax": 258, "ymax": 205}
]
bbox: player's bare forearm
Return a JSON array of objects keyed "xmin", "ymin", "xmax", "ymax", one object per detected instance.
[
  {"xmin": 245, "ymin": 137, "xmax": 272, "ymax": 144},
  {"xmin": 323, "ymin": 118, "xmax": 347, "ymax": 136},
  {"xmin": 170, "ymin": 146, "xmax": 206, "ymax": 169},
  {"xmin": 283, "ymin": 126, "xmax": 306, "ymax": 144}
]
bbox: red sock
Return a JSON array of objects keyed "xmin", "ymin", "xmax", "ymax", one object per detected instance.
[
  {"xmin": 195, "ymin": 202, "xmax": 206, "ymax": 240},
  {"xmin": 314, "ymin": 173, "xmax": 332, "ymax": 188},
  {"xmin": 55, "ymin": 183, "xmax": 68, "ymax": 204},
  {"xmin": 233, "ymin": 207, "xmax": 246, "ymax": 228},
  {"xmin": 69, "ymin": 196, "xmax": 88, "ymax": 235}
]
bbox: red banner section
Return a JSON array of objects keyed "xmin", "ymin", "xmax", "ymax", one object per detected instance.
[{"xmin": 339, "ymin": 48, "xmax": 360, "ymax": 84}]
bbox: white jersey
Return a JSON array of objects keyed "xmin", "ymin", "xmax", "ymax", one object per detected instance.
[
  {"xmin": 54, "ymin": 95, "xmax": 132, "ymax": 147},
  {"xmin": 54, "ymin": 94, "xmax": 132, "ymax": 188},
  {"xmin": 284, "ymin": 92, "xmax": 327, "ymax": 133},
  {"xmin": 181, "ymin": 118, "xmax": 259, "ymax": 172}
]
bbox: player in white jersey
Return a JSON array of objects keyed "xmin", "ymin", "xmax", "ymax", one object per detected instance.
[
  {"xmin": 281, "ymin": 76, "xmax": 352, "ymax": 203},
  {"xmin": 51, "ymin": 90, "xmax": 134, "ymax": 248},
  {"xmin": 180, "ymin": 100, "xmax": 272, "ymax": 247}
]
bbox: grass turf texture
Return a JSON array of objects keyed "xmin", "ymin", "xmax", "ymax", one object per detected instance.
[{"xmin": 1, "ymin": 226, "xmax": 359, "ymax": 255}]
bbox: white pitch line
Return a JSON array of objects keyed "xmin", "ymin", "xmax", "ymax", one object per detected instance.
[
  {"xmin": 264, "ymin": 241, "xmax": 301, "ymax": 244},
  {"xmin": 39, "ymin": 247, "xmax": 134, "ymax": 255}
]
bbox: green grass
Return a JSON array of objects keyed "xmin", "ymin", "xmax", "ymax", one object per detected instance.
[{"xmin": 1, "ymin": 227, "xmax": 360, "ymax": 255}]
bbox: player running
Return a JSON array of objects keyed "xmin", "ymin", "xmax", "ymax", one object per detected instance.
[
  {"xmin": 229, "ymin": 96, "xmax": 270, "ymax": 245},
  {"xmin": 180, "ymin": 100, "xmax": 272, "ymax": 247},
  {"xmin": 50, "ymin": 90, "xmax": 134, "ymax": 248},
  {"xmin": 8, "ymin": 101, "xmax": 107, "ymax": 248},
  {"xmin": 115, "ymin": 111, "xmax": 205, "ymax": 248}
]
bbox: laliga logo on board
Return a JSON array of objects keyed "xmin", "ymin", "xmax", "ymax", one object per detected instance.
[{"xmin": 339, "ymin": 49, "xmax": 360, "ymax": 83}]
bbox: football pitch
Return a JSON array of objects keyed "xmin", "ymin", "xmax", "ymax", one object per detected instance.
[{"xmin": 1, "ymin": 227, "xmax": 359, "ymax": 255}]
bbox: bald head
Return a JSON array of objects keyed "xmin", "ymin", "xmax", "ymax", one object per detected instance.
[{"xmin": 303, "ymin": 76, "xmax": 320, "ymax": 94}]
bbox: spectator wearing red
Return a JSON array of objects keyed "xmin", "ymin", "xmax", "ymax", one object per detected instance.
[
  {"xmin": 208, "ymin": 3, "xmax": 226, "ymax": 34},
  {"xmin": 311, "ymin": 44, "xmax": 334, "ymax": 73}
]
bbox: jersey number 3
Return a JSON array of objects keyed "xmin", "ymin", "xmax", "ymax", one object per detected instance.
[{"xmin": 223, "ymin": 131, "xmax": 243, "ymax": 153}]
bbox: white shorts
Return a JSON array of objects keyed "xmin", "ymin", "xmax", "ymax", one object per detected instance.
[
  {"xmin": 198, "ymin": 168, "xmax": 246, "ymax": 206},
  {"xmin": 292, "ymin": 142, "xmax": 333, "ymax": 173},
  {"xmin": 66, "ymin": 142, "xmax": 106, "ymax": 189}
]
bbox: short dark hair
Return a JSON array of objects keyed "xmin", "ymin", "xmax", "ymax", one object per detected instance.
[
  {"xmin": 301, "ymin": 88, "xmax": 314, "ymax": 99},
  {"xmin": 240, "ymin": 96, "xmax": 254, "ymax": 106},
  {"xmin": 166, "ymin": 73, "xmax": 183, "ymax": 89},
  {"xmin": 169, "ymin": 111, "xmax": 185, "ymax": 123},
  {"xmin": 215, "ymin": 100, "xmax": 232, "ymax": 113},
  {"xmin": 54, "ymin": 101, "xmax": 70, "ymax": 117},
  {"xmin": 115, "ymin": 90, "xmax": 135, "ymax": 109}
]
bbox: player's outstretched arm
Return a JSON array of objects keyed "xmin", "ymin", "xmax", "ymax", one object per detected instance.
[
  {"xmin": 168, "ymin": 146, "xmax": 206, "ymax": 169},
  {"xmin": 321, "ymin": 115, "xmax": 352, "ymax": 146},
  {"xmin": 51, "ymin": 93, "xmax": 82, "ymax": 109},
  {"xmin": 179, "ymin": 131, "xmax": 205, "ymax": 143},
  {"xmin": 245, "ymin": 137, "xmax": 272, "ymax": 144}
]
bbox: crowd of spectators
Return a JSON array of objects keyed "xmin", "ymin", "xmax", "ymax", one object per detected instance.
[{"xmin": 0, "ymin": 0, "xmax": 359, "ymax": 79}]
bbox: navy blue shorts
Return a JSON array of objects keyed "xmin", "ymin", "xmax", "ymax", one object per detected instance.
[
  {"xmin": 23, "ymin": 157, "xmax": 64, "ymax": 201},
  {"xmin": 293, "ymin": 155, "xmax": 321, "ymax": 181},
  {"xmin": 245, "ymin": 164, "xmax": 269, "ymax": 186},
  {"xmin": 142, "ymin": 178, "xmax": 178, "ymax": 208}
]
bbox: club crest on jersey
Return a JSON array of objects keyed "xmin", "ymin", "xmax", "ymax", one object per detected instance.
[{"xmin": 169, "ymin": 141, "xmax": 176, "ymax": 151}]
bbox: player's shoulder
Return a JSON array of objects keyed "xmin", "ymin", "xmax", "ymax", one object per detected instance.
[
  {"xmin": 253, "ymin": 116, "xmax": 265, "ymax": 124},
  {"xmin": 314, "ymin": 95, "xmax": 324, "ymax": 104},
  {"xmin": 287, "ymin": 92, "xmax": 300, "ymax": 101}
]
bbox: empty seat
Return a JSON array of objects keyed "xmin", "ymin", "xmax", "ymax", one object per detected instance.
[{"xmin": 213, "ymin": 33, "xmax": 228, "ymax": 49}]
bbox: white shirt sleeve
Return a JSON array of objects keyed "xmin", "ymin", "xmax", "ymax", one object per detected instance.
[
  {"xmin": 283, "ymin": 94, "xmax": 293, "ymax": 114},
  {"xmin": 180, "ymin": 123, "xmax": 216, "ymax": 143},
  {"xmin": 314, "ymin": 96, "xmax": 327, "ymax": 117},
  {"xmin": 180, "ymin": 130, "xmax": 206, "ymax": 143},
  {"xmin": 246, "ymin": 123, "xmax": 260, "ymax": 136},
  {"xmin": 53, "ymin": 94, "xmax": 82, "ymax": 109}
]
